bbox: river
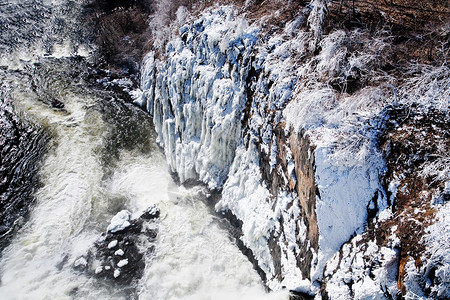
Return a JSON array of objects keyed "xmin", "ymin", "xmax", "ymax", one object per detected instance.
[{"xmin": 0, "ymin": 0, "xmax": 288, "ymax": 299}]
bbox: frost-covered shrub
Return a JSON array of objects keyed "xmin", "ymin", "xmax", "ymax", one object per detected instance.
[
  {"xmin": 307, "ymin": 0, "xmax": 328, "ymax": 50},
  {"xmin": 150, "ymin": 0, "xmax": 199, "ymax": 52},
  {"xmin": 421, "ymin": 203, "xmax": 450, "ymax": 299}
]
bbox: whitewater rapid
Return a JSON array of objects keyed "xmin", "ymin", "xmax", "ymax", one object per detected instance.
[
  {"xmin": 0, "ymin": 66, "xmax": 288, "ymax": 299},
  {"xmin": 0, "ymin": 0, "xmax": 288, "ymax": 298}
]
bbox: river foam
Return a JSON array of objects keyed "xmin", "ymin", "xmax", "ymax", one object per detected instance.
[{"xmin": 0, "ymin": 58, "xmax": 286, "ymax": 299}]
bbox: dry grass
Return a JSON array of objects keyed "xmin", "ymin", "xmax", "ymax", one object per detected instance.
[
  {"xmin": 327, "ymin": 0, "xmax": 450, "ymax": 31},
  {"xmin": 327, "ymin": 0, "xmax": 450, "ymax": 65},
  {"xmin": 84, "ymin": 1, "xmax": 154, "ymax": 73}
]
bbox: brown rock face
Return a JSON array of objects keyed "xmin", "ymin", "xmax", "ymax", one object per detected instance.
[
  {"xmin": 380, "ymin": 105, "xmax": 449, "ymax": 296},
  {"xmin": 290, "ymin": 131, "xmax": 319, "ymax": 250},
  {"xmin": 258, "ymin": 122, "xmax": 319, "ymax": 281},
  {"xmin": 289, "ymin": 130, "xmax": 319, "ymax": 279}
]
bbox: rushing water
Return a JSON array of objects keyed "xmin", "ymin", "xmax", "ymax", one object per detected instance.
[{"xmin": 0, "ymin": 1, "xmax": 288, "ymax": 299}]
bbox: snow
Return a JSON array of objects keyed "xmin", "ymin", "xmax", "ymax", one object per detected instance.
[
  {"xmin": 107, "ymin": 210, "xmax": 131, "ymax": 233},
  {"xmin": 217, "ymin": 140, "xmax": 274, "ymax": 277},
  {"xmin": 324, "ymin": 235, "xmax": 400, "ymax": 299},
  {"xmin": 377, "ymin": 207, "xmax": 393, "ymax": 222},
  {"xmin": 139, "ymin": 6, "xmax": 258, "ymax": 189},
  {"xmin": 73, "ymin": 257, "xmax": 87, "ymax": 268},
  {"xmin": 388, "ymin": 175, "xmax": 403, "ymax": 203},
  {"xmin": 117, "ymin": 259, "xmax": 128, "ymax": 268},
  {"xmin": 312, "ymin": 146, "xmax": 385, "ymax": 280},
  {"xmin": 107, "ymin": 240, "xmax": 118, "ymax": 249}
]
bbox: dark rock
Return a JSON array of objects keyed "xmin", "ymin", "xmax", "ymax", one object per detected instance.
[
  {"xmin": 258, "ymin": 124, "xmax": 319, "ymax": 281},
  {"xmin": 140, "ymin": 205, "xmax": 160, "ymax": 220},
  {"xmin": 289, "ymin": 290, "xmax": 315, "ymax": 300},
  {"xmin": 51, "ymin": 99, "xmax": 65, "ymax": 109},
  {"xmin": 217, "ymin": 209, "xmax": 267, "ymax": 284},
  {"xmin": 73, "ymin": 206, "xmax": 159, "ymax": 286}
]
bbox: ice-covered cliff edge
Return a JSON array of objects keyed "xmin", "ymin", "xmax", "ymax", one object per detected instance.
[
  {"xmin": 138, "ymin": 9, "xmax": 257, "ymax": 189},
  {"xmin": 137, "ymin": 3, "xmax": 449, "ymax": 298}
]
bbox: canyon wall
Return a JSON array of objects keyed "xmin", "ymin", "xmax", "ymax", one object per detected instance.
[{"xmin": 136, "ymin": 1, "xmax": 449, "ymax": 298}]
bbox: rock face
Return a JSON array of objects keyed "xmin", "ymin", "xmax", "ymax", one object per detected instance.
[
  {"xmin": 137, "ymin": 1, "xmax": 449, "ymax": 297},
  {"xmin": 0, "ymin": 88, "xmax": 49, "ymax": 252},
  {"xmin": 74, "ymin": 206, "xmax": 159, "ymax": 287},
  {"xmin": 321, "ymin": 105, "xmax": 449, "ymax": 299}
]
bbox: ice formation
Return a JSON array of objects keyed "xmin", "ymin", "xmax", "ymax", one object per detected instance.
[
  {"xmin": 139, "ymin": 7, "xmax": 258, "ymax": 189},
  {"xmin": 107, "ymin": 210, "xmax": 132, "ymax": 233},
  {"xmin": 137, "ymin": 3, "xmax": 449, "ymax": 297}
]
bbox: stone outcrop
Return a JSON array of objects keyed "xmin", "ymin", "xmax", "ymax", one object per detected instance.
[{"xmin": 73, "ymin": 206, "xmax": 159, "ymax": 288}]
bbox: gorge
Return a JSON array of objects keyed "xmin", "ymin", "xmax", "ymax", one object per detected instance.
[{"xmin": 0, "ymin": 0, "xmax": 449, "ymax": 299}]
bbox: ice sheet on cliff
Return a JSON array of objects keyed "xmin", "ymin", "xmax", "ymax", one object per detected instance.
[
  {"xmin": 137, "ymin": 4, "xmax": 449, "ymax": 297},
  {"xmin": 136, "ymin": 5, "xmax": 386, "ymax": 292}
]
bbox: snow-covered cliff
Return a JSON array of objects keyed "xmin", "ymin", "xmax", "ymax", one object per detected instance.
[{"xmin": 136, "ymin": 2, "xmax": 449, "ymax": 298}]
